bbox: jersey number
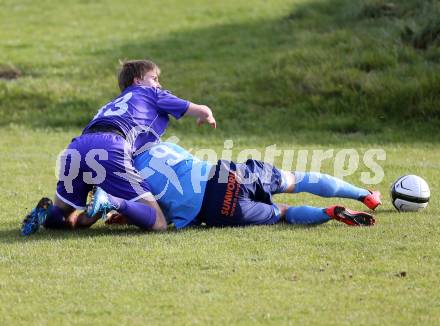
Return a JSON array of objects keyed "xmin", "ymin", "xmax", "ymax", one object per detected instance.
[
  {"xmin": 149, "ymin": 145, "xmax": 185, "ymax": 166},
  {"xmin": 93, "ymin": 92, "xmax": 133, "ymax": 120}
]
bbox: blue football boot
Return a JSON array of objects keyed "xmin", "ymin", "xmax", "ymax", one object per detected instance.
[
  {"xmin": 21, "ymin": 197, "xmax": 53, "ymax": 236},
  {"xmin": 86, "ymin": 187, "xmax": 117, "ymax": 219}
]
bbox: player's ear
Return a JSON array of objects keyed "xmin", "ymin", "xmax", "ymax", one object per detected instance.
[{"xmin": 133, "ymin": 77, "xmax": 141, "ymax": 85}]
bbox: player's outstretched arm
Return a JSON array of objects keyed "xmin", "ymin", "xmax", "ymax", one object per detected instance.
[{"xmin": 185, "ymin": 103, "xmax": 216, "ymax": 128}]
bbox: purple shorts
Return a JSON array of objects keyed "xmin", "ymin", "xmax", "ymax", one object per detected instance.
[{"xmin": 56, "ymin": 132, "xmax": 151, "ymax": 210}]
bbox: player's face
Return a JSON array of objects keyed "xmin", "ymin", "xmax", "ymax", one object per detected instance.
[{"xmin": 137, "ymin": 70, "xmax": 161, "ymax": 88}]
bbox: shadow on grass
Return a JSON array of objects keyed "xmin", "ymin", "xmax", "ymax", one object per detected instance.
[
  {"xmin": 0, "ymin": 224, "xmax": 228, "ymax": 244},
  {"xmin": 89, "ymin": 0, "xmax": 440, "ymax": 138},
  {"xmin": 376, "ymin": 208, "xmax": 401, "ymax": 214},
  {"xmin": 1, "ymin": 0, "xmax": 439, "ymax": 141},
  {"xmin": 0, "ymin": 222, "xmax": 322, "ymax": 244},
  {"xmin": 0, "ymin": 227, "xmax": 146, "ymax": 244}
]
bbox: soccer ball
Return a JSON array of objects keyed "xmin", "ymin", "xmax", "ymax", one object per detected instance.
[{"xmin": 390, "ymin": 175, "xmax": 430, "ymax": 212}]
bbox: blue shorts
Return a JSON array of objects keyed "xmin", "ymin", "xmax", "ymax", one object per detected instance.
[
  {"xmin": 56, "ymin": 132, "xmax": 151, "ymax": 210},
  {"xmin": 195, "ymin": 160, "xmax": 284, "ymax": 227}
]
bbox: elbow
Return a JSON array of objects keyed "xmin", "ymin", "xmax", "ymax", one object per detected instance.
[
  {"xmin": 157, "ymin": 224, "xmax": 168, "ymax": 232},
  {"xmin": 150, "ymin": 215, "xmax": 168, "ymax": 232},
  {"xmin": 151, "ymin": 222, "xmax": 167, "ymax": 232}
]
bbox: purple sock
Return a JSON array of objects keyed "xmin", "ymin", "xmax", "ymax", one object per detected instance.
[
  {"xmin": 106, "ymin": 193, "xmax": 125, "ymax": 210},
  {"xmin": 109, "ymin": 197, "xmax": 157, "ymax": 230}
]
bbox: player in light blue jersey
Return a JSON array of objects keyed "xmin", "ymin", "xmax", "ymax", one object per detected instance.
[
  {"xmin": 132, "ymin": 142, "xmax": 213, "ymax": 229},
  {"xmin": 88, "ymin": 142, "xmax": 381, "ymax": 230}
]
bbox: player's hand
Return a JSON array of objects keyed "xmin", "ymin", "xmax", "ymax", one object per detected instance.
[
  {"xmin": 105, "ymin": 212, "xmax": 129, "ymax": 225},
  {"xmin": 197, "ymin": 114, "xmax": 217, "ymax": 129},
  {"xmin": 186, "ymin": 103, "xmax": 217, "ymax": 129}
]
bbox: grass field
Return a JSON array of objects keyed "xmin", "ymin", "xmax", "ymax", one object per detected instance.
[{"xmin": 1, "ymin": 0, "xmax": 440, "ymax": 324}]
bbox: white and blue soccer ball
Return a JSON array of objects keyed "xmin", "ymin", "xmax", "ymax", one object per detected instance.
[{"xmin": 390, "ymin": 175, "xmax": 430, "ymax": 212}]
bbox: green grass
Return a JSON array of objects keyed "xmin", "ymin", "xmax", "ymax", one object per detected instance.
[
  {"xmin": 1, "ymin": 0, "xmax": 440, "ymax": 324},
  {"xmin": 1, "ymin": 127, "xmax": 440, "ymax": 325},
  {"xmin": 1, "ymin": 0, "xmax": 440, "ymax": 138}
]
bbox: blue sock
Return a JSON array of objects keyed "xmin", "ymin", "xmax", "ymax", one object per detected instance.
[
  {"xmin": 285, "ymin": 206, "xmax": 330, "ymax": 225},
  {"xmin": 107, "ymin": 194, "xmax": 156, "ymax": 230},
  {"xmin": 293, "ymin": 172, "xmax": 370, "ymax": 200}
]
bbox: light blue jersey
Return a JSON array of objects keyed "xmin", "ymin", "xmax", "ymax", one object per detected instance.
[{"xmin": 133, "ymin": 142, "xmax": 213, "ymax": 229}]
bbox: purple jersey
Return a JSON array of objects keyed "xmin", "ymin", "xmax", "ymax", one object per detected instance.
[{"xmin": 84, "ymin": 86, "xmax": 189, "ymax": 154}]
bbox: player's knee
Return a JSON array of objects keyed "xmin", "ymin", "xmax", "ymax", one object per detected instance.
[
  {"xmin": 283, "ymin": 171, "xmax": 296, "ymax": 192},
  {"xmin": 319, "ymin": 174, "xmax": 339, "ymax": 197}
]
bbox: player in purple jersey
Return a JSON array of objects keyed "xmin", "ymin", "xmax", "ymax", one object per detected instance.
[{"xmin": 21, "ymin": 60, "xmax": 216, "ymax": 236}]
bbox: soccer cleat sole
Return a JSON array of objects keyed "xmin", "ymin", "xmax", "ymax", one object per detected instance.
[
  {"xmin": 21, "ymin": 197, "xmax": 52, "ymax": 236},
  {"xmin": 326, "ymin": 205, "xmax": 375, "ymax": 227}
]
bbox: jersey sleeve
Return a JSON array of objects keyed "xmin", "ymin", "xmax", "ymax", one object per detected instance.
[{"xmin": 156, "ymin": 88, "xmax": 190, "ymax": 119}]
